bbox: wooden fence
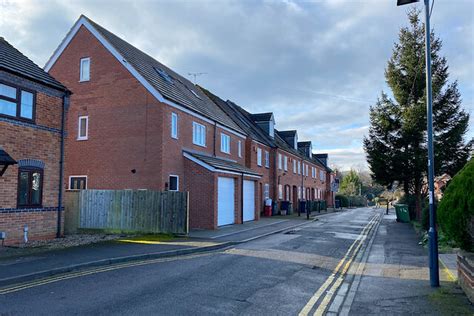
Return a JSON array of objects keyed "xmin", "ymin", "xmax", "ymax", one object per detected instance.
[{"xmin": 64, "ymin": 190, "xmax": 189, "ymax": 235}]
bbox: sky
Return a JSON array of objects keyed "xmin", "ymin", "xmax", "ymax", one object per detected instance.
[{"xmin": 1, "ymin": 0, "xmax": 473, "ymax": 171}]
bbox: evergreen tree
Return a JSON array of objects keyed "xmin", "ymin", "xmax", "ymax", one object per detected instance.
[
  {"xmin": 340, "ymin": 169, "xmax": 361, "ymax": 196},
  {"xmin": 364, "ymin": 9, "xmax": 472, "ymax": 218}
]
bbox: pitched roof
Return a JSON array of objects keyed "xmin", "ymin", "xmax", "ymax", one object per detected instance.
[
  {"xmin": 46, "ymin": 15, "xmax": 243, "ymax": 133},
  {"xmin": 250, "ymin": 112, "xmax": 273, "ymax": 122},
  {"xmin": 277, "ymin": 130, "xmax": 297, "ymax": 138},
  {"xmin": 184, "ymin": 151, "xmax": 261, "ymax": 177},
  {"xmin": 0, "ymin": 37, "xmax": 67, "ymax": 91},
  {"xmin": 201, "ymin": 88, "xmax": 276, "ymax": 147},
  {"xmin": 201, "ymin": 88, "xmax": 330, "ymax": 171}
]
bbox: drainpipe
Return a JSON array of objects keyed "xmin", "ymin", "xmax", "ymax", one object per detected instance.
[
  {"xmin": 241, "ymin": 172, "xmax": 244, "ymax": 223},
  {"xmin": 213, "ymin": 122, "xmax": 217, "ymax": 157},
  {"xmin": 57, "ymin": 91, "xmax": 70, "ymax": 238}
]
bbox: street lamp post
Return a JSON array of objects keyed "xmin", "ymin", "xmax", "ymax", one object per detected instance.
[{"xmin": 397, "ymin": 0, "xmax": 439, "ymax": 287}]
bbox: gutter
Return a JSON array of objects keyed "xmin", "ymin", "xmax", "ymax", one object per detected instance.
[{"xmin": 57, "ymin": 91, "xmax": 70, "ymax": 238}]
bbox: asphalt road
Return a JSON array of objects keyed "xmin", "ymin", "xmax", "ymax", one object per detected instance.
[{"xmin": 1, "ymin": 208, "xmax": 381, "ymax": 315}]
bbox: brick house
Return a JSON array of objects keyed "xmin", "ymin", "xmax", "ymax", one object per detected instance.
[
  {"xmin": 0, "ymin": 37, "xmax": 70, "ymax": 245},
  {"xmin": 203, "ymin": 89, "xmax": 336, "ymax": 212},
  {"xmin": 45, "ymin": 15, "xmax": 261, "ymax": 230}
]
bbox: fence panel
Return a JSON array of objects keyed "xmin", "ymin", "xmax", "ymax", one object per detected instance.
[{"xmin": 67, "ymin": 189, "xmax": 188, "ymax": 234}]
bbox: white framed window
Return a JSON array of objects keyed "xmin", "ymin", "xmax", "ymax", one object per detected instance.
[
  {"xmin": 257, "ymin": 148, "xmax": 262, "ymax": 166},
  {"xmin": 306, "ymin": 165, "xmax": 309, "ymax": 177},
  {"xmin": 171, "ymin": 112, "xmax": 178, "ymax": 139},
  {"xmin": 302, "ymin": 187, "xmax": 306, "ymax": 199},
  {"xmin": 284, "ymin": 156, "xmax": 288, "ymax": 171},
  {"xmin": 278, "ymin": 153, "xmax": 282, "ymax": 170},
  {"xmin": 264, "ymin": 183, "xmax": 270, "ymax": 199},
  {"xmin": 320, "ymin": 170, "xmax": 325, "ymax": 181},
  {"xmin": 297, "ymin": 186, "xmax": 301, "ymax": 199},
  {"xmin": 298, "ymin": 161, "xmax": 301, "ymax": 174},
  {"xmin": 221, "ymin": 133, "xmax": 230, "ymax": 154},
  {"xmin": 293, "ymin": 160, "xmax": 296, "ymax": 173},
  {"xmin": 312, "ymin": 167, "xmax": 315, "ymax": 178},
  {"xmin": 238, "ymin": 140, "xmax": 242, "ymax": 158},
  {"xmin": 192, "ymin": 122, "xmax": 206, "ymax": 147},
  {"xmin": 265, "ymin": 151, "xmax": 270, "ymax": 168},
  {"xmin": 169, "ymin": 175, "xmax": 179, "ymax": 191},
  {"xmin": 171, "ymin": 113, "xmax": 178, "ymax": 139},
  {"xmin": 278, "ymin": 184, "xmax": 283, "ymax": 199},
  {"xmin": 78, "ymin": 116, "xmax": 88, "ymax": 140},
  {"xmin": 69, "ymin": 176, "xmax": 87, "ymax": 190},
  {"xmin": 79, "ymin": 57, "xmax": 90, "ymax": 82}
]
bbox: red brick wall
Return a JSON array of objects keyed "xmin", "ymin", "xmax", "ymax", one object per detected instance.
[
  {"xmin": 49, "ymin": 25, "xmax": 246, "ymax": 194},
  {"xmin": 0, "ymin": 211, "xmax": 63, "ymax": 246},
  {"xmin": 0, "ymin": 72, "xmax": 64, "ymax": 244},
  {"xmin": 275, "ymin": 149, "xmax": 327, "ymax": 210},
  {"xmin": 246, "ymin": 141, "xmax": 273, "ymax": 215}
]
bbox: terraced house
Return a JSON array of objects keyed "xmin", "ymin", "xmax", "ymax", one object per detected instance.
[
  {"xmin": 46, "ymin": 15, "xmax": 335, "ymax": 231},
  {"xmin": 0, "ymin": 37, "xmax": 70, "ymax": 244},
  {"xmin": 203, "ymin": 90, "xmax": 335, "ymax": 214},
  {"xmin": 46, "ymin": 15, "xmax": 260, "ymax": 230}
]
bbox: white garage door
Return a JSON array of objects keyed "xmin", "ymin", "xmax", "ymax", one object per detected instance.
[
  {"xmin": 218, "ymin": 177, "xmax": 235, "ymax": 226},
  {"xmin": 243, "ymin": 180, "xmax": 255, "ymax": 222}
]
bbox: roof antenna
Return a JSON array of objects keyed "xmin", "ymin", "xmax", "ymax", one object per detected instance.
[{"xmin": 188, "ymin": 72, "xmax": 207, "ymax": 85}]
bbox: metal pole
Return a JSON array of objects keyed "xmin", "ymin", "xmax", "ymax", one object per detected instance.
[{"xmin": 424, "ymin": 0, "xmax": 439, "ymax": 287}]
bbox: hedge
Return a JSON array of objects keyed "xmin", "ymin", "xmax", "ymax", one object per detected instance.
[{"xmin": 438, "ymin": 159, "xmax": 474, "ymax": 251}]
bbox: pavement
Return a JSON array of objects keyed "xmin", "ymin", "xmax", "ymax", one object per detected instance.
[
  {"xmin": 0, "ymin": 209, "xmax": 338, "ymax": 287},
  {"xmin": 337, "ymin": 210, "xmax": 473, "ymax": 315}
]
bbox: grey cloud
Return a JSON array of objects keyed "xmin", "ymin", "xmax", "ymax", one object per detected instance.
[{"xmin": 2, "ymin": 0, "xmax": 472, "ymax": 171}]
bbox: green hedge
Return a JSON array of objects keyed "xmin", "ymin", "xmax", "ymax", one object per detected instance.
[
  {"xmin": 438, "ymin": 159, "xmax": 474, "ymax": 251},
  {"xmin": 335, "ymin": 195, "xmax": 367, "ymax": 207},
  {"xmin": 336, "ymin": 194, "xmax": 349, "ymax": 207}
]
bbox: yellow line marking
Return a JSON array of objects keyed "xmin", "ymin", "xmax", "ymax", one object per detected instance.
[
  {"xmin": 118, "ymin": 240, "xmax": 221, "ymax": 247},
  {"xmin": 313, "ymin": 222, "xmax": 372, "ymax": 316},
  {"xmin": 0, "ymin": 252, "xmax": 213, "ymax": 295},
  {"xmin": 299, "ymin": 214, "xmax": 379, "ymax": 316},
  {"xmin": 439, "ymin": 258, "xmax": 456, "ymax": 282}
]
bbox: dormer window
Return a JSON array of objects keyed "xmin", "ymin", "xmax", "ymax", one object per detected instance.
[{"xmin": 269, "ymin": 117, "xmax": 275, "ymax": 138}]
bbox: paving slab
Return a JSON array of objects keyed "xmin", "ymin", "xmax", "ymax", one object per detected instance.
[{"xmin": 346, "ymin": 211, "xmax": 473, "ymax": 315}]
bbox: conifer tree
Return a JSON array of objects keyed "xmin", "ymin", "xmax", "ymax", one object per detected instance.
[{"xmin": 364, "ymin": 9, "xmax": 472, "ymax": 218}]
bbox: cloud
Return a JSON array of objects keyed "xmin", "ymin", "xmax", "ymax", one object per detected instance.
[{"xmin": 1, "ymin": 0, "xmax": 472, "ymax": 171}]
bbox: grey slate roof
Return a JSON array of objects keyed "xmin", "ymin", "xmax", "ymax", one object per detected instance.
[
  {"xmin": 83, "ymin": 16, "xmax": 243, "ymax": 134},
  {"xmin": 250, "ymin": 112, "xmax": 273, "ymax": 122},
  {"xmin": 0, "ymin": 147, "xmax": 16, "ymax": 165},
  {"xmin": 185, "ymin": 151, "xmax": 261, "ymax": 176},
  {"xmin": 0, "ymin": 37, "xmax": 67, "ymax": 91},
  {"xmin": 201, "ymin": 88, "xmax": 329, "ymax": 170},
  {"xmin": 200, "ymin": 87, "xmax": 276, "ymax": 147}
]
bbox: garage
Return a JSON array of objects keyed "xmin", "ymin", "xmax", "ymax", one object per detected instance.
[
  {"xmin": 243, "ymin": 180, "xmax": 255, "ymax": 222},
  {"xmin": 217, "ymin": 177, "xmax": 235, "ymax": 226}
]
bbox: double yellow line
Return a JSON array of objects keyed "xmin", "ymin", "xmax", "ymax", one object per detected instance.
[
  {"xmin": 0, "ymin": 252, "xmax": 212, "ymax": 295},
  {"xmin": 299, "ymin": 213, "xmax": 380, "ymax": 316}
]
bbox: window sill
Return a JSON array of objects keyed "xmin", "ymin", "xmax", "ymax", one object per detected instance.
[
  {"xmin": 77, "ymin": 138, "xmax": 88, "ymax": 141},
  {"xmin": 193, "ymin": 143, "xmax": 206, "ymax": 148},
  {"xmin": 79, "ymin": 79, "xmax": 90, "ymax": 83}
]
